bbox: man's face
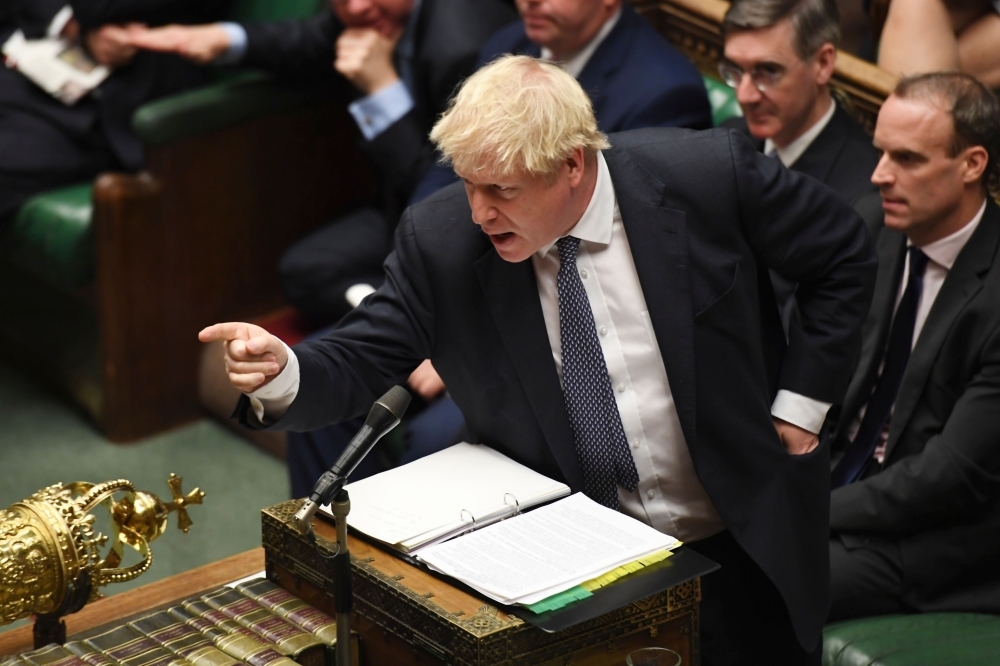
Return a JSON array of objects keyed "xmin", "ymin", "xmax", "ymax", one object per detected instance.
[
  {"xmin": 516, "ymin": 0, "xmax": 618, "ymax": 58},
  {"xmin": 722, "ymin": 19, "xmax": 831, "ymax": 147},
  {"xmin": 871, "ymin": 95, "xmax": 971, "ymax": 243},
  {"xmin": 332, "ymin": 0, "xmax": 413, "ymax": 35},
  {"xmin": 458, "ymin": 153, "xmax": 588, "ymax": 263}
]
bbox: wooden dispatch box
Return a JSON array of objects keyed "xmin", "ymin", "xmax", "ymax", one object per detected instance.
[{"xmin": 262, "ymin": 500, "xmax": 703, "ymax": 666}]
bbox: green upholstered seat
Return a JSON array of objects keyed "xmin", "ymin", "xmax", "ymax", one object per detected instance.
[
  {"xmin": 703, "ymin": 75, "xmax": 742, "ymax": 127},
  {"xmin": 7, "ymin": 183, "xmax": 94, "ymax": 289},
  {"xmin": 823, "ymin": 613, "xmax": 1000, "ymax": 666}
]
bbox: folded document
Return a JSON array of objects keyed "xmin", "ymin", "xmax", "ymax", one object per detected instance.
[{"xmin": 418, "ymin": 492, "xmax": 680, "ymax": 606}]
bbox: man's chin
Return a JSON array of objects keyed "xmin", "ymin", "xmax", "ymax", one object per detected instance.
[
  {"xmin": 745, "ymin": 117, "xmax": 777, "ymax": 141},
  {"xmin": 490, "ymin": 234, "xmax": 530, "ymax": 262}
]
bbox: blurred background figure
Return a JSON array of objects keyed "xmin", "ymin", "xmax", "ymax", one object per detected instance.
[
  {"xmin": 0, "ymin": 0, "xmax": 232, "ymax": 224},
  {"xmin": 720, "ymin": 0, "xmax": 881, "ymax": 334},
  {"xmin": 130, "ymin": 0, "xmax": 516, "ymax": 329},
  {"xmin": 873, "ymin": 0, "xmax": 1000, "ymax": 88}
]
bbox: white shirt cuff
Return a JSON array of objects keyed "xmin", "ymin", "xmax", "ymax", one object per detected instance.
[
  {"xmin": 771, "ymin": 390, "xmax": 832, "ymax": 435},
  {"xmin": 247, "ymin": 340, "xmax": 300, "ymax": 423},
  {"xmin": 348, "ymin": 80, "xmax": 413, "ymax": 140},
  {"xmin": 214, "ymin": 22, "xmax": 248, "ymax": 65}
]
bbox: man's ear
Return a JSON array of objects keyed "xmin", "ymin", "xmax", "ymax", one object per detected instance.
[
  {"xmin": 961, "ymin": 145, "xmax": 989, "ymax": 185},
  {"xmin": 814, "ymin": 43, "xmax": 836, "ymax": 86},
  {"xmin": 566, "ymin": 146, "xmax": 587, "ymax": 188}
]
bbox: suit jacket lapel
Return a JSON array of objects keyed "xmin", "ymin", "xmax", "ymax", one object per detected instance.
[
  {"xmin": 575, "ymin": 5, "xmax": 636, "ymax": 108},
  {"xmin": 886, "ymin": 202, "xmax": 1000, "ymax": 457},
  {"xmin": 474, "ymin": 250, "xmax": 583, "ymax": 489},
  {"xmin": 604, "ymin": 148, "xmax": 698, "ymax": 448}
]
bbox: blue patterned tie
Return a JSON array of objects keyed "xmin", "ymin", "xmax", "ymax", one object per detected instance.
[{"xmin": 556, "ymin": 236, "xmax": 640, "ymax": 509}]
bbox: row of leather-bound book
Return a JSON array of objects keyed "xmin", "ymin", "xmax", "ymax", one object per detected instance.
[{"xmin": 2, "ymin": 579, "xmax": 337, "ymax": 666}]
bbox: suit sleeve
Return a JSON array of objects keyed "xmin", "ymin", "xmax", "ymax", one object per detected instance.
[
  {"xmin": 362, "ymin": 30, "xmax": 488, "ymax": 199},
  {"xmin": 728, "ymin": 129, "xmax": 878, "ymax": 404},
  {"xmin": 239, "ymin": 211, "xmax": 435, "ymax": 432},
  {"xmin": 363, "ymin": 110, "xmax": 437, "ymax": 201},
  {"xmin": 240, "ymin": 9, "xmax": 340, "ymax": 76},
  {"xmin": 830, "ymin": 327, "xmax": 1000, "ymax": 534}
]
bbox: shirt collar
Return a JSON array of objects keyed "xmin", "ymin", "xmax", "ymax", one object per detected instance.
[
  {"xmin": 537, "ymin": 151, "xmax": 615, "ymax": 258},
  {"xmin": 910, "ymin": 199, "xmax": 987, "ymax": 270},
  {"xmin": 764, "ymin": 97, "xmax": 836, "ymax": 168},
  {"xmin": 539, "ymin": 7, "xmax": 621, "ymax": 79}
]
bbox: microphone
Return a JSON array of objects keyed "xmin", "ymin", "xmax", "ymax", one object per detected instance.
[{"xmin": 293, "ymin": 385, "xmax": 412, "ymax": 532}]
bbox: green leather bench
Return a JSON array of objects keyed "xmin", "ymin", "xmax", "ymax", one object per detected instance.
[
  {"xmin": 0, "ymin": 0, "xmax": 376, "ymax": 441},
  {"xmin": 824, "ymin": 613, "xmax": 1000, "ymax": 665},
  {"xmin": 704, "ymin": 74, "xmax": 742, "ymax": 126}
]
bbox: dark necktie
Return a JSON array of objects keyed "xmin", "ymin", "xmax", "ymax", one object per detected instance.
[
  {"xmin": 555, "ymin": 236, "xmax": 640, "ymax": 509},
  {"xmin": 831, "ymin": 247, "xmax": 930, "ymax": 488}
]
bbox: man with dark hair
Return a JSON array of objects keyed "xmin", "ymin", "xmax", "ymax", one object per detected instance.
[
  {"xmin": 827, "ymin": 71, "xmax": 1000, "ymax": 621},
  {"xmin": 720, "ymin": 0, "xmax": 881, "ymax": 330}
]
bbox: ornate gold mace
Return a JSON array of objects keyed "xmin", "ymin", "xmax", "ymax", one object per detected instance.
[{"xmin": 0, "ymin": 474, "xmax": 204, "ymax": 644}]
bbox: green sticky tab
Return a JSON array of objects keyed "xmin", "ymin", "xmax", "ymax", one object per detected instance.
[{"xmin": 523, "ymin": 586, "xmax": 593, "ymax": 613}]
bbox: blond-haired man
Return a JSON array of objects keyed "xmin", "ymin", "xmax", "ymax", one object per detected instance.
[{"xmin": 203, "ymin": 56, "xmax": 876, "ymax": 665}]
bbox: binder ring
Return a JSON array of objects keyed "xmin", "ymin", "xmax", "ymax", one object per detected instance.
[
  {"xmin": 503, "ymin": 493, "xmax": 521, "ymax": 515},
  {"xmin": 460, "ymin": 508, "xmax": 478, "ymax": 529}
]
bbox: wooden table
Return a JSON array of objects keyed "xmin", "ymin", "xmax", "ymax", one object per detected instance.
[
  {"xmin": 263, "ymin": 501, "xmax": 705, "ymax": 665},
  {"xmin": 0, "ymin": 548, "xmax": 265, "ymax": 657}
]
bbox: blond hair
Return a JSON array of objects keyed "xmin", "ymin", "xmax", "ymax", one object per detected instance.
[{"xmin": 430, "ymin": 55, "xmax": 610, "ymax": 182}]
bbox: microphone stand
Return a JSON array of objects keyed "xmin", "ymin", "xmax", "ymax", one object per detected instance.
[
  {"xmin": 294, "ymin": 485, "xmax": 353, "ymax": 666},
  {"xmin": 330, "ymin": 488, "xmax": 352, "ymax": 666},
  {"xmin": 291, "ymin": 386, "xmax": 412, "ymax": 665}
]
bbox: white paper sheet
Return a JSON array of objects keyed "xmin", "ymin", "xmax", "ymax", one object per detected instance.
[
  {"xmin": 417, "ymin": 493, "xmax": 679, "ymax": 606},
  {"xmin": 2, "ymin": 31, "xmax": 110, "ymax": 105}
]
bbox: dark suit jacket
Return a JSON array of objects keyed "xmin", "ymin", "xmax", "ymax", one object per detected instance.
[
  {"xmin": 828, "ymin": 200, "xmax": 1000, "ymax": 613},
  {"xmin": 241, "ymin": 127, "xmax": 877, "ymax": 649},
  {"xmin": 241, "ymin": 0, "xmax": 516, "ymax": 201},
  {"xmin": 725, "ymin": 103, "xmax": 881, "ymax": 233},
  {"xmin": 410, "ymin": 5, "xmax": 713, "ymax": 203},
  {"xmin": 725, "ymin": 104, "xmax": 882, "ymax": 333},
  {"xmin": 0, "ymin": 0, "xmax": 231, "ymax": 217}
]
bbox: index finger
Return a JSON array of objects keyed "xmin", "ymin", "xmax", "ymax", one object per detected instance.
[{"xmin": 199, "ymin": 322, "xmax": 249, "ymax": 343}]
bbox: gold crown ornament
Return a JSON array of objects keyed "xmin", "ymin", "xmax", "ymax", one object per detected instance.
[{"xmin": 0, "ymin": 474, "xmax": 204, "ymax": 627}]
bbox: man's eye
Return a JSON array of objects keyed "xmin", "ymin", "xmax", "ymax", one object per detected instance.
[{"xmin": 757, "ymin": 68, "xmax": 780, "ymax": 81}]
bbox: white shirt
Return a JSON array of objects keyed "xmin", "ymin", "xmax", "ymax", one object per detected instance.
[
  {"xmin": 539, "ymin": 8, "xmax": 621, "ymax": 78},
  {"xmin": 848, "ymin": 199, "xmax": 986, "ymax": 459},
  {"xmin": 252, "ymin": 152, "xmax": 834, "ymax": 542},
  {"xmin": 764, "ymin": 98, "xmax": 836, "ymax": 168}
]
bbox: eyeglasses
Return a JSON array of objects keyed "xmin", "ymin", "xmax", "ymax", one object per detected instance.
[{"xmin": 717, "ymin": 61, "xmax": 795, "ymax": 93}]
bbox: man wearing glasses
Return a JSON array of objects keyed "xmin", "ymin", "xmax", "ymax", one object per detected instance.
[{"xmin": 720, "ymin": 0, "xmax": 882, "ymax": 330}]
